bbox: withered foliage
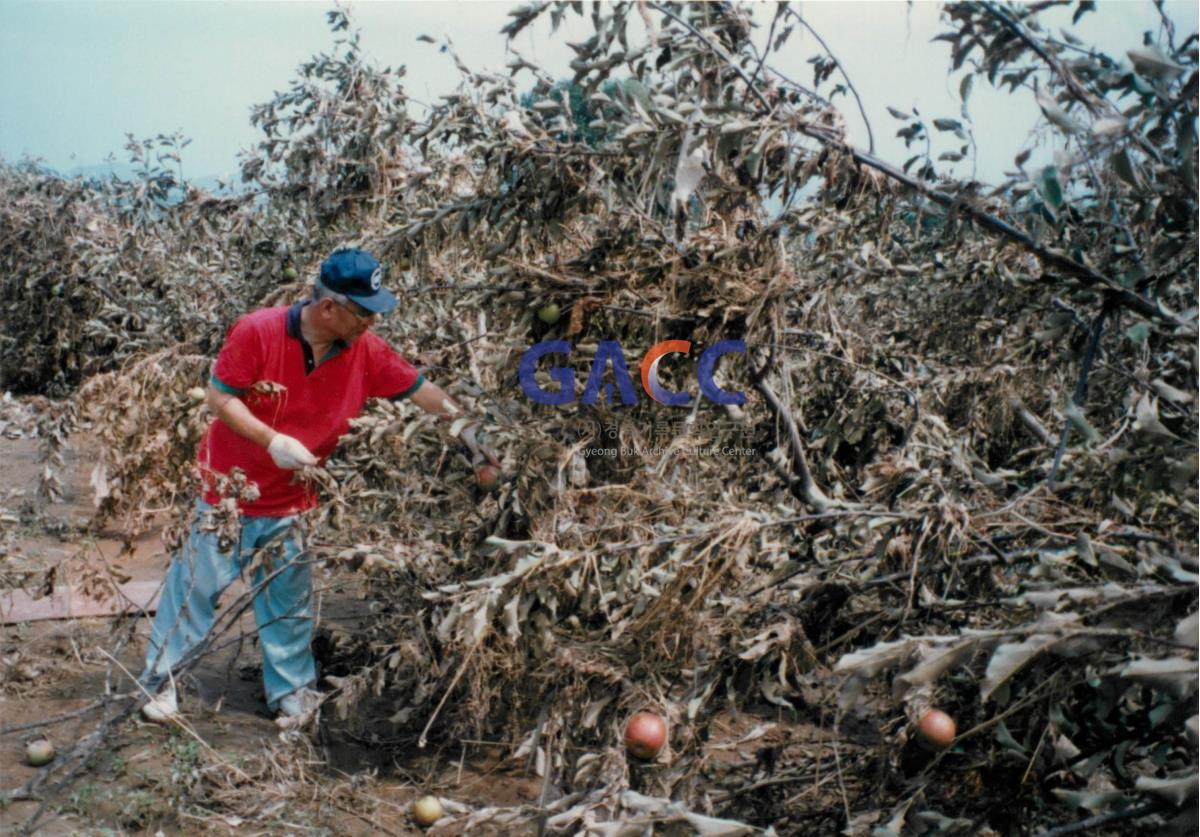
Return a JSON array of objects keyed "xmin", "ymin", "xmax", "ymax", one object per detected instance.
[
  {"xmin": 2, "ymin": 2, "xmax": 1196, "ymax": 834},
  {"xmin": 0, "ymin": 132, "xmax": 340, "ymax": 397}
]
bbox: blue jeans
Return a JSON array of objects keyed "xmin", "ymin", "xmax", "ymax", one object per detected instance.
[{"xmin": 141, "ymin": 500, "xmax": 316, "ymax": 709}]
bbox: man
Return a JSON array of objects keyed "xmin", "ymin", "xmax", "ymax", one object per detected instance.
[{"xmin": 140, "ymin": 247, "xmax": 496, "ymax": 723}]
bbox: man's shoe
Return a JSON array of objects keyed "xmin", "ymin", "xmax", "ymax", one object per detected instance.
[
  {"xmin": 141, "ymin": 682, "xmax": 179, "ymax": 723},
  {"xmin": 278, "ymin": 687, "xmax": 321, "ymax": 719}
]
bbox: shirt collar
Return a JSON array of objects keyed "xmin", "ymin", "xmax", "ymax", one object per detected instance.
[
  {"xmin": 286, "ymin": 300, "xmax": 307, "ymax": 339},
  {"xmin": 286, "ymin": 300, "xmax": 348, "ymax": 349}
]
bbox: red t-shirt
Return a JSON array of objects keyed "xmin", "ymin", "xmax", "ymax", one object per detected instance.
[{"xmin": 199, "ymin": 303, "xmax": 423, "ymax": 516}]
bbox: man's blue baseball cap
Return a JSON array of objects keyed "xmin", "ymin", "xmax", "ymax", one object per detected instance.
[{"xmin": 318, "ymin": 248, "xmax": 397, "ymax": 314}]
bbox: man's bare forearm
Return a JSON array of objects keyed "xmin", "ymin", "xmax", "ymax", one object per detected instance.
[
  {"xmin": 409, "ymin": 380, "xmax": 464, "ymax": 421},
  {"xmin": 206, "ymin": 384, "xmax": 277, "ymax": 448},
  {"xmin": 409, "ymin": 380, "xmax": 499, "ymax": 464}
]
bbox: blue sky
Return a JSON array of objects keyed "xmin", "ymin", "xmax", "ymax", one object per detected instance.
[{"xmin": 1, "ymin": 1, "xmax": 1195, "ymax": 187}]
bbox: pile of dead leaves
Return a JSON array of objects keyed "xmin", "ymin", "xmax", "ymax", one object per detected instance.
[{"xmin": 6, "ymin": 2, "xmax": 1196, "ymax": 834}]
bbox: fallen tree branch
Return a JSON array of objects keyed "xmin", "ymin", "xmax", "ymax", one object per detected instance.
[
  {"xmin": 1008, "ymin": 396, "xmax": 1056, "ymax": 447},
  {"xmin": 0, "ymin": 701, "xmax": 104, "ymax": 736},
  {"xmin": 755, "ymin": 377, "xmax": 831, "ymax": 511},
  {"xmin": 1035, "ymin": 801, "xmax": 1165, "ymax": 837},
  {"xmin": 649, "ymin": 1, "xmax": 1186, "ymax": 330},
  {"xmin": 978, "ymin": 2, "xmax": 1101, "ymax": 114},
  {"xmin": 1049, "ymin": 302, "xmax": 1111, "ymax": 489},
  {"xmin": 977, "ymin": 1, "xmax": 1166, "ymax": 166},
  {"xmin": 833, "ymin": 143, "xmax": 1178, "ymax": 327}
]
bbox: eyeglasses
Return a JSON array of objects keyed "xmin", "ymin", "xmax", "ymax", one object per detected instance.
[{"xmin": 331, "ymin": 295, "xmax": 376, "ymax": 320}]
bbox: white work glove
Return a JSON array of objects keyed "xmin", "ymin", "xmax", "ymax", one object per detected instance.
[{"xmin": 267, "ymin": 433, "xmax": 318, "ymax": 470}]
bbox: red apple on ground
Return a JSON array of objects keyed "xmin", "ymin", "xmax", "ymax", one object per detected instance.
[
  {"xmin": 476, "ymin": 463, "xmax": 501, "ymax": 492},
  {"xmin": 917, "ymin": 708, "xmax": 956, "ymax": 750},
  {"xmin": 624, "ymin": 711, "xmax": 667, "ymax": 760}
]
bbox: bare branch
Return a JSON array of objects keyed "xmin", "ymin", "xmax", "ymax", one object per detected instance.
[{"xmin": 783, "ymin": 6, "xmax": 876, "ymax": 153}]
